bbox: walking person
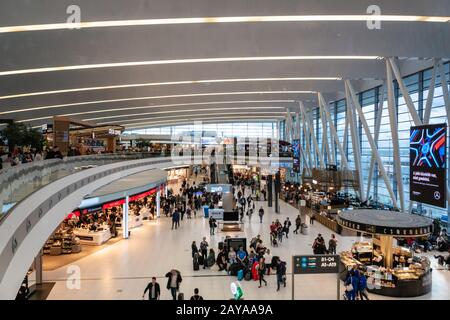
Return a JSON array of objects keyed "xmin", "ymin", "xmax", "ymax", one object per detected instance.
[
  {"xmin": 276, "ymin": 259, "xmax": 287, "ymax": 291},
  {"xmin": 293, "ymin": 215, "xmax": 302, "ymax": 234},
  {"xmin": 328, "ymin": 234, "xmax": 338, "ymax": 255},
  {"xmin": 358, "ymin": 273, "xmax": 370, "ymax": 300},
  {"xmin": 165, "ymin": 269, "xmax": 182, "ymax": 301},
  {"xmin": 200, "ymin": 237, "xmax": 209, "ymax": 269},
  {"xmin": 257, "ymin": 257, "xmax": 267, "ymax": 288},
  {"xmin": 258, "ymin": 206, "xmax": 264, "ymax": 223},
  {"xmin": 142, "ymin": 277, "xmax": 160, "ymax": 300},
  {"xmin": 283, "ymin": 218, "xmax": 292, "ymax": 239}
]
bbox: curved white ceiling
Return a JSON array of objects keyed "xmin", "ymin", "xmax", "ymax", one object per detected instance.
[{"xmin": 0, "ymin": 0, "xmax": 449, "ymax": 128}]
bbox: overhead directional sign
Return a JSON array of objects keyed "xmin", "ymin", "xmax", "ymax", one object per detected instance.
[{"xmin": 293, "ymin": 255, "xmax": 340, "ymax": 274}]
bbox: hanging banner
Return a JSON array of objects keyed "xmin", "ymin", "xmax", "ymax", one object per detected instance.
[
  {"xmin": 292, "ymin": 139, "xmax": 300, "ymax": 173},
  {"xmin": 410, "ymin": 123, "xmax": 447, "ymax": 208}
]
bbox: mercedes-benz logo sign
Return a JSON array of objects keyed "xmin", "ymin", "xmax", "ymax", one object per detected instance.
[{"xmin": 434, "ymin": 191, "xmax": 441, "ymax": 200}]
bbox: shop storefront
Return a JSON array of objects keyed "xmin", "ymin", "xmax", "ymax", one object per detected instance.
[{"xmin": 337, "ymin": 209, "xmax": 433, "ymax": 297}]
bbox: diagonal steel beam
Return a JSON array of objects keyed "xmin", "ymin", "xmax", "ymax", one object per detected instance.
[
  {"xmin": 300, "ymin": 103, "xmax": 314, "ymax": 169},
  {"xmin": 388, "ymin": 57, "xmax": 422, "ymax": 126},
  {"xmin": 346, "ymin": 80, "xmax": 398, "ymax": 208},
  {"xmin": 300, "ymin": 102, "xmax": 325, "ymax": 168},
  {"xmin": 318, "ymin": 92, "xmax": 348, "ymax": 168},
  {"xmin": 345, "ymin": 83, "xmax": 365, "ymax": 201},
  {"xmin": 366, "ymin": 83, "xmax": 385, "ymax": 198},
  {"xmin": 423, "ymin": 59, "xmax": 438, "ymax": 124},
  {"xmin": 386, "ymin": 60, "xmax": 405, "ymax": 211},
  {"xmin": 318, "ymin": 95, "xmax": 333, "ymax": 165}
]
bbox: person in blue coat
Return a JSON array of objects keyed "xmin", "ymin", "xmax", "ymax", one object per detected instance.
[
  {"xmin": 344, "ymin": 268, "xmax": 359, "ymax": 300},
  {"xmin": 358, "ymin": 273, "xmax": 370, "ymax": 300}
]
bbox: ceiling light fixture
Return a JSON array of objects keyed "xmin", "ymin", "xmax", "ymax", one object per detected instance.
[
  {"xmin": 0, "ymin": 57, "xmax": 376, "ymax": 77},
  {"xmin": 84, "ymin": 106, "xmax": 287, "ymax": 121},
  {"xmin": 13, "ymin": 100, "xmax": 292, "ymax": 123},
  {"xmin": 97, "ymin": 111, "xmax": 285, "ymax": 125},
  {"xmin": 118, "ymin": 115, "xmax": 285, "ymax": 129},
  {"xmin": 1, "ymin": 15, "xmax": 448, "ymax": 34},
  {"xmin": 0, "ymin": 77, "xmax": 334, "ymax": 100}
]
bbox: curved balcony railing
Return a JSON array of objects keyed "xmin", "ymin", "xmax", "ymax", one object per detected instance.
[
  {"xmin": 0, "ymin": 152, "xmax": 292, "ymax": 299},
  {"xmin": 0, "ymin": 152, "xmax": 168, "ymax": 220}
]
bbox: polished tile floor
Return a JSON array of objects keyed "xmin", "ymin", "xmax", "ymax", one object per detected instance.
[{"xmin": 44, "ymin": 182, "xmax": 450, "ymax": 300}]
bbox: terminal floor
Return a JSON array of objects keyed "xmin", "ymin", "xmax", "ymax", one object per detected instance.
[{"xmin": 43, "ymin": 185, "xmax": 450, "ymax": 300}]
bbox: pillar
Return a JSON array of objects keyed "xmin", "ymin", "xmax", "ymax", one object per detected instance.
[{"xmin": 123, "ymin": 196, "xmax": 129, "ymax": 239}]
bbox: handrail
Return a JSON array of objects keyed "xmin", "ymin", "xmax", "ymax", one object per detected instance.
[
  {"xmin": 0, "ymin": 155, "xmax": 179, "ymax": 299},
  {"xmin": 0, "ymin": 154, "xmax": 292, "ymax": 299}
]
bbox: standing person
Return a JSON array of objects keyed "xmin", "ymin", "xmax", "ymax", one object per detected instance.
[
  {"xmin": 358, "ymin": 274, "xmax": 370, "ymax": 300},
  {"xmin": 200, "ymin": 237, "xmax": 209, "ymax": 269},
  {"xmin": 328, "ymin": 234, "xmax": 338, "ymax": 255},
  {"xmin": 310, "ymin": 211, "xmax": 315, "ymax": 225},
  {"xmin": 264, "ymin": 249, "xmax": 273, "ymax": 275},
  {"xmin": 257, "ymin": 257, "xmax": 267, "ymax": 288},
  {"xmin": 142, "ymin": 277, "xmax": 160, "ymax": 300},
  {"xmin": 191, "ymin": 241, "xmax": 199, "ymax": 259},
  {"xmin": 171, "ymin": 210, "xmax": 179, "ymax": 230},
  {"xmin": 294, "ymin": 215, "xmax": 302, "ymax": 234},
  {"xmin": 283, "ymin": 218, "xmax": 292, "ymax": 239},
  {"xmin": 209, "ymin": 217, "xmax": 217, "ymax": 235},
  {"xmin": 276, "ymin": 259, "xmax": 287, "ymax": 291},
  {"xmin": 239, "ymin": 207, "xmax": 244, "ymax": 222},
  {"xmin": 258, "ymin": 206, "xmax": 264, "ymax": 223},
  {"xmin": 165, "ymin": 269, "xmax": 182, "ymax": 301},
  {"xmin": 190, "ymin": 288, "xmax": 204, "ymax": 300}
]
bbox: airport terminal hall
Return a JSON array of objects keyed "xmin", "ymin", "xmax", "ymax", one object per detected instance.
[{"xmin": 2, "ymin": 0, "xmax": 450, "ymax": 305}]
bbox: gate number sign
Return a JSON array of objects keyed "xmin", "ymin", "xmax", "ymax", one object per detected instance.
[{"xmin": 293, "ymin": 255, "xmax": 340, "ymax": 274}]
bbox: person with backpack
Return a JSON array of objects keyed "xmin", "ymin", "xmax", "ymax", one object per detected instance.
[
  {"xmin": 190, "ymin": 288, "xmax": 204, "ymax": 300},
  {"xmin": 165, "ymin": 269, "xmax": 182, "ymax": 301},
  {"xmin": 200, "ymin": 237, "xmax": 209, "ymax": 269}
]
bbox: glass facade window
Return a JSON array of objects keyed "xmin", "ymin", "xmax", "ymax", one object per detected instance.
[{"xmin": 302, "ymin": 62, "xmax": 449, "ymax": 220}]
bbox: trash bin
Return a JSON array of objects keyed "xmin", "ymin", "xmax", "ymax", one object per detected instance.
[
  {"xmin": 203, "ymin": 205, "xmax": 209, "ymax": 218},
  {"xmin": 301, "ymin": 223, "xmax": 309, "ymax": 235}
]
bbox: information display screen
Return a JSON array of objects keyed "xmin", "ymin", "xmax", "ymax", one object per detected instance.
[
  {"xmin": 410, "ymin": 124, "xmax": 447, "ymax": 208},
  {"xmin": 293, "ymin": 255, "xmax": 340, "ymax": 274},
  {"xmin": 292, "ymin": 139, "xmax": 300, "ymax": 173}
]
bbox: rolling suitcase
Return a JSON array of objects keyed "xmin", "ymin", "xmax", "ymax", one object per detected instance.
[
  {"xmin": 237, "ymin": 269, "xmax": 244, "ymax": 281},
  {"xmin": 198, "ymin": 255, "xmax": 204, "ymax": 266}
]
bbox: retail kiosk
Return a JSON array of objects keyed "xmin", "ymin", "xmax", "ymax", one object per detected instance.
[{"xmin": 336, "ymin": 209, "xmax": 433, "ymax": 297}]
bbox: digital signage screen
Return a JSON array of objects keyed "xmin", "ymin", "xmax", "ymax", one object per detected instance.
[
  {"xmin": 292, "ymin": 139, "xmax": 300, "ymax": 173},
  {"xmin": 410, "ymin": 123, "xmax": 447, "ymax": 208}
]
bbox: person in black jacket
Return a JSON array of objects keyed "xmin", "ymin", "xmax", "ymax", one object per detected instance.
[
  {"xmin": 142, "ymin": 277, "xmax": 160, "ymax": 300},
  {"xmin": 165, "ymin": 269, "xmax": 182, "ymax": 300},
  {"xmin": 190, "ymin": 288, "xmax": 204, "ymax": 300}
]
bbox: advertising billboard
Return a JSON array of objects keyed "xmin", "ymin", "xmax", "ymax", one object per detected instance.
[
  {"xmin": 292, "ymin": 139, "xmax": 300, "ymax": 173},
  {"xmin": 410, "ymin": 124, "xmax": 447, "ymax": 208}
]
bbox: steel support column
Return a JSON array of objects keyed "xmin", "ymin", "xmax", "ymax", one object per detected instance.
[
  {"xmin": 423, "ymin": 59, "xmax": 438, "ymax": 124},
  {"xmin": 346, "ymin": 80, "xmax": 398, "ymax": 208},
  {"xmin": 318, "ymin": 93, "xmax": 348, "ymax": 168},
  {"xmin": 300, "ymin": 102, "xmax": 325, "ymax": 168},
  {"xmin": 386, "ymin": 60, "xmax": 405, "ymax": 211},
  {"xmin": 366, "ymin": 84, "xmax": 385, "ymax": 198},
  {"xmin": 345, "ymin": 83, "xmax": 365, "ymax": 201}
]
